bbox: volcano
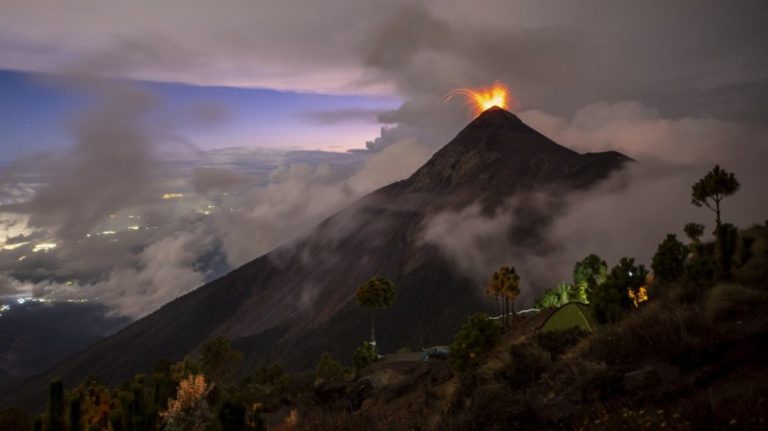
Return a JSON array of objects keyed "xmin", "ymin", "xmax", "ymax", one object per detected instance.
[{"xmin": 2, "ymin": 107, "xmax": 630, "ymax": 407}]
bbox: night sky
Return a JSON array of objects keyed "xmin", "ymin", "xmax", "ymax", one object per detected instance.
[{"xmin": 0, "ymin": 70, "xmax": 399, "ymax": 159}]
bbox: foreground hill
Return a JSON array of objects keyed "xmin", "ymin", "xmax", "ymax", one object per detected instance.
[
  {"xmin": 293, "ymin": 224, "xmax": 768, "ymax": 430},
  {"xmin": 2, "ymin": 107, "xmax": 630, "ymax": 408}
]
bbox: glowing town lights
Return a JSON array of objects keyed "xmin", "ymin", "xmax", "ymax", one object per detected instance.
[
  {"xmin": 32, "ymin": 242, "xmax": 57, "ymax": 253},
  {"xmin": 445, "ymin": 81, "xmax": 514, "ymax": 117},
  {"xmin": 1, "ymin": 241, "xmax": 28, "ymax": 251},
  {"xmin": 162, "ymin": 193, "xmax": 184, "ymax": 199},
  {"xmin": 100, "ymin": 230, "xmax": 117, "ymax": 235},
  {"xmin": 127, "ymin": 225, "xmax": 141, "ymax": 231}
]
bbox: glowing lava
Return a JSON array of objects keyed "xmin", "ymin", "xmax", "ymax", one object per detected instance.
[{"xmin": 446, "ymin": 81, "xmax": 513, "ymax": 116}]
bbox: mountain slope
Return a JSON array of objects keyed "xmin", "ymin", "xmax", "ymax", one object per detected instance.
[{"xmin": 2, "ymin": 107, "xmax": 631, "ymax": 408}]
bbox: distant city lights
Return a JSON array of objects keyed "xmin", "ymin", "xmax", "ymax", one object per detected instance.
[{"xmin": 32, "ymin": 242, "xmax": 57, "ymax": 252}]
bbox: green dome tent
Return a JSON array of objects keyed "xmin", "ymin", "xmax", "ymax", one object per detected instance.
[{"xmin": 539, "ymin": 302, "xmax": 594, "ymax": 332}]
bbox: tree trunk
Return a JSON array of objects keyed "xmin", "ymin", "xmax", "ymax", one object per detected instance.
[
  {"xmin": 715, "ymin": 198, "xmax": 722, "ymax": 228},
  {"xmin": 504, "ymin": 297, "xmax": 509, "ymax": 329},
  {"xmin": 370, "ymin": 311, "xmax": 376, "ymax": 344}
]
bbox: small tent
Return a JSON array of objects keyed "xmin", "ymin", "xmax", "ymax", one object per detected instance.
[{"xmin": 538, "ymin": 302, "xmax": 594, "ymax": 333}]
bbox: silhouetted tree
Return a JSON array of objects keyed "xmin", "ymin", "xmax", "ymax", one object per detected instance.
[
  {"xmin": 652, "ymin": 234, "xmax": 688, "ymax": 283},
  {"xmin": 715, "ymin": 223, "xmax": 739, "ymax": 280},
  {"xmin": 69, "ymin": 397, "xmax": 82, "ymax": 431},
  {"xmin": 356, "ymin": 277, "xmax": 396, "ymax": 344},
  {"xmin": 691, "ymin": 165, "xmax": 740, "ymax": 228},
  {"xmin": 684, "ymin": 222, "xmax": 705, "ymax": 244},
  {"xmin": 46, "ymin": 380, "xmax": 66, "ymax": 431}
]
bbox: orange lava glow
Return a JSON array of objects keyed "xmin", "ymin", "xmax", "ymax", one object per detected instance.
[{"xmin": 445, "ymin": 81, "xmax": 513, "ymax": 116}]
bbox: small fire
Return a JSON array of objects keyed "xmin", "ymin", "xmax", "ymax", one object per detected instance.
[{"xmin": 445, "ymin": 81, "xmax": 513, "ymax": 116}]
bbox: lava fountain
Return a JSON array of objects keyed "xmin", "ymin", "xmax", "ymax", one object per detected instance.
[{"xmin": 445, "ymin": 81, "xmax": 515, "ymax": 117}]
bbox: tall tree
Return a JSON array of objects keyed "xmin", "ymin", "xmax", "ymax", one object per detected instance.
[
  {"xmin": 488, "ymin": 266, "xmax": 520, "ymax": 328},
  {"xmin": 355, "ymin": 276, "xmax": 397, "ymax": 344},
  {"xmin": 652, "ymin": 234, "xmax": 688, "ymax": 283},
  {"xmin": 691, "ymin": 165, "xmax": 740, "ymax": 228},
  {"xmin": 591, "ymin": 258, "xmax": 648, "ymax": 324},
  {"xmin": 573, "ymin": 254, "xmax": 608, "ymax": 301},
  {"xmin": 46, "ymin": 380, "xmax": 66, "ymax": 431}
]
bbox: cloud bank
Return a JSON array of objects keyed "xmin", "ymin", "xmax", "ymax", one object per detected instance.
[{"xmin": 420, "ymin": 102, "xmax": 768, "ymax": 305}]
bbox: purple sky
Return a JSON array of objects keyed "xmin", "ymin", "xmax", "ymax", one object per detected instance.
[{"xmin": 0, "ymin": 70, "xmax": 400, "ymax": 160}]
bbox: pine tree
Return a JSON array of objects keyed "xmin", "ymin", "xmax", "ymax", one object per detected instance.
[
  {"xmin": 46, "ymin": 380, "xmax": 66, "ymax": 431},
  {"xmin": 691, "ymin": 165, "xmax": 740, "ymax": 228},
  {"xmin": 69, "ymin": 397, "xmax": 82, "ymax": 431},
  {"xmin": 652, "ymin": 234, "xmax": 688, "ymax": 283}
]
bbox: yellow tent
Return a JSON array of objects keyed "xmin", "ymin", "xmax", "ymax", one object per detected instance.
[{"xmin": 539, "ymin": 302, "xmax": 594, "ymax": 332}]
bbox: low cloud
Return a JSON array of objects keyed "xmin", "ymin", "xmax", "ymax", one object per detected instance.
[
  {"xmin": 0, "ymin": 75, "xmax": 432, "ymax": 318},
  {"xmin": 303, "ymin": 108, "xmax": 386, "ymax": 125}
]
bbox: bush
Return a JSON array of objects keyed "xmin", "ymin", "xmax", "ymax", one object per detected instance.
[
  {"xmin": 587, "ymin": 303, "xmax": 714, "ymax": 368},
  {"xmin": 352, "ymin": 341, "xmax": 377, "ymax": 371},
  {"xmin": 0, "ymin": 407, "xmax": 32, "ymax": 431},
  {"xmin": 448, "ymin": 313, "xmax": 502, "ymax": 373},
  {"xmin": 240, "ymin": 364, "xmax": 292, "ymax": 411},
  {"xmin": 705, "ymin": 283, "xmax": 768, "ymax": 321},
  {"xmin": 499, "ymin": 341, "xmax": 551, "ymax": 388},
  {"xmin": 534, "ymin": 283, "xmax": 580, "ymax": 309},
  {"xmin": 315, "ymin": 352, "xmax": 346, "ymax": 382},
  {"xmin": 535, "ymin": 327, "xmax": 590, "ymax": 359}
]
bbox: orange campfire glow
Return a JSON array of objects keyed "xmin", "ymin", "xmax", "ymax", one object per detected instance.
[{"xmin": 445, "ymin": 81, "xmax": 513, "ymax": 116}]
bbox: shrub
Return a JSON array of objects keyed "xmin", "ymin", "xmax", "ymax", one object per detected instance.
[
  {"xmin": 534, "ymin": 283, "xmax": 577, "ymax": 309},
  {"xmin": 315, "ymin": 352, "xmax": 346, "ymax": 382},
  {"xmin": 0, "ymin": 407, "xmax": 32, "ymax": 431},
  {"xmin": 448, "ymin": 313, "xmax": 501, "ymax": 373},
  {"xmin": 352, "ymin": 341, "xmax": 378, "ymax": 371},
  {"xmin": 535, "ymin": 327, "xmax": 590, "ymax": 359},
  {"xmin": 587, "ymin": 303, "xmax": 714, "ymax": 368},
  {"xmin": 241, "ymin": 364, "xmax": 292, "ymax": 412},
  {"xmin": 705, "ymin": 283, "xmax": 768, "ymax": 321},
  {"xmin": 684, "ymin": 246, "xmax": 717, "ymax": 288},
  {"xmin": 499, "ymin": 341, "xmax": 551, "ymax": 388}
]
